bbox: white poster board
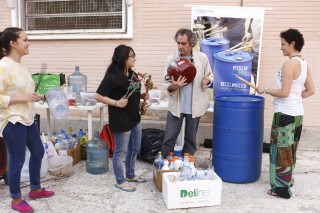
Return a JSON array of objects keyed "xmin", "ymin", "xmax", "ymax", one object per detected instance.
[{"xmin": 191, "ymin": 6, "xmax": 266, "ymax": 96}]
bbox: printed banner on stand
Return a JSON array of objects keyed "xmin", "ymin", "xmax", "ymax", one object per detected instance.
[{"xmin": 191, "ymin": 6, "xmax": 266, "ymax": 96}]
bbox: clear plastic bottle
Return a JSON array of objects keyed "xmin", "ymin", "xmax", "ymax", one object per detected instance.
[
  {"xmin": 167, "ymin": 152, "xmax": 174, "ymax": 161},
  {"xmin": 189, "ymin": 157, "xmax": 196, "ymax": 178},
  {"xmin": 78, "ymin": 129, "xmax": 84, "ymax": 139},
  {"xmin": 57, "ymin": 129, "xmax": 67, "ymax": 142},
  {"xmin": 54, "ymin": 137, "xmax": 64, "ymax": 150},
  {"xmin": 50, "ymin": 131, "xmax": 58, "ymax": 143},
  {"xmin": 154, "ymin": 151, "xmax": 164, "ymax": 169},
  {"xmin": 161, "ymin": 159, "xmax": 170, "ymax": 170},
  {"xmin": 70, "ymin": 133, "xmax": 78, "ymax": 148},
  {"xmin": 169, "ymin": 158, "xmax": 175, "ymax": 170},
  {"xmin": 183, "ymin": 152, "xmax": 190, "ymax": 160},
  {"xmin": 86, "ymin": 131, "xmax": 109, "ymax": 174},
  {"xmin": 68, "ymin": 66, "xmax": 87, "ymax": 104},
  {"xmin": 179, "ymin": 156, "xmax": 192, "ymax": 181},
  {"xmin": 173, "ymin": 156, "xmax": 182, "ymax": 170}
]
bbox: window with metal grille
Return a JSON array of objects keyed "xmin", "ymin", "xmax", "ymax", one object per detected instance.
[{"xmin": 19, "ymin": 0, "xmax": 133, "ymax": 39}]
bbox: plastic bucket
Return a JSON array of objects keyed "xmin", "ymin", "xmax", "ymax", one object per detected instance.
[
  {"xmin": 200, "ymin": 38, "xmax": 229, "ymax": 88},
  {"xmin": 213, "ymin": 95, "xmax": 264, "ymax": 183},
  {"xmin": 213, "ymin": 50, "xmax": 253, "ymax": 96}
]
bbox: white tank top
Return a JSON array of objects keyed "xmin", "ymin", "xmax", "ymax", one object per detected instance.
[{"xmin": 273, "ymin": 57, "xmax": 307, "ymax": 116}]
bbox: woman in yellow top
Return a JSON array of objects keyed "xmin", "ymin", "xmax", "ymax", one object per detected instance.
[{"xmin": 0, "ymin": 27, "xmax": 54, "ymax": 213}]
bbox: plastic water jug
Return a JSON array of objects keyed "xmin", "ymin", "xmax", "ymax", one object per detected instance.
[
  {"xmin": 67, "ymin": 66, "xmax": 87, "ymax": 104},
  {"xmin": 86, "ymin": 131, "xmax": 109, "ymax": 174},
  {"xmin": 46, "ymin": 88, "xmax": 69, "ymax": 119}
]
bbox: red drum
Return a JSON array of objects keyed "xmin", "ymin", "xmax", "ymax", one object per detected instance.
[{"xmin": 167, "ymin": 58, "xmax": 196, "ymax": 84}]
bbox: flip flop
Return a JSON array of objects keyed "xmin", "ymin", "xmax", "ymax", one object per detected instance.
[
  {"xmin": 114, "ymin": 184, "xmax": 136, "ymax": 192},
  {"xmin": 267, "ymin": 189, "xmax": 279, "ymax": 197},
  {"xmin": 126, "ymin": 177, "xmax": 147, "ymax": 183}
]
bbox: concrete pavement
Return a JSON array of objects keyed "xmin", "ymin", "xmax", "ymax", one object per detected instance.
[{"xmin": 0, "ymin": 145, "xmax": 319, "ymax": 213}]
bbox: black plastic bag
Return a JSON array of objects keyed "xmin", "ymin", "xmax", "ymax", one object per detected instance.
[
  {"xmin": 138, "ymin": 128, "xmax": 165, "ymax": 164},
  {"xmin": 263, "ymin": 142, "xmax": 270, "ymax": 153}
]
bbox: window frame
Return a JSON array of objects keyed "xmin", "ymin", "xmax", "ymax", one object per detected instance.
[{"xmin": 17, "ymin": 0, "xmax": 133, "ymax": 40}]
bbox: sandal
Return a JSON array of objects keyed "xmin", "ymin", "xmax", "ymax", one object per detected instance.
[
  {"xmin": 126, "ymin": 177, "xmax": 147, "ymax": 183},
  {"xmin": 267, "ymin": 189, "xmax": 279, "ymax": 197},
  {"xmin": 114, "ymin": 183, "xmax": 136, "ymax": 192}
]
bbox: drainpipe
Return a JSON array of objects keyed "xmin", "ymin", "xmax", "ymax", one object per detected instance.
[
  {"xmin": 126, "ymin": 0, "xmax": 133, "ymax": 38},
  {"xmin": 5, "ymin": 0, "xmax": 19, "ymax": 27}
]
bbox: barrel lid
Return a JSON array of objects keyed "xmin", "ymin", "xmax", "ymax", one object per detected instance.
[
  {"xmin": 200, "ymin": 38, "xmax": 230, "ymax": 46},
  {"xmin": 214, "ymin": 50, "xmax": 253, "ymax": 63}
]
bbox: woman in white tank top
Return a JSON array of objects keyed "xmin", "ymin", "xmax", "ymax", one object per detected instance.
[{"xmin": 256, "ymin": 28, "xmax": 315, "ymax": 199}]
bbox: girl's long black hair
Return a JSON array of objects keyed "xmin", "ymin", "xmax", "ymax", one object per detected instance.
[{"xmin": 106, "ymin": 44, "xmax": 136, "ymax": 85}]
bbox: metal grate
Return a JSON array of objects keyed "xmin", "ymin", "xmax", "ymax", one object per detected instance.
[{"xmin": 23, "ymin": 0, "xmax": 125, "ymax": 32}]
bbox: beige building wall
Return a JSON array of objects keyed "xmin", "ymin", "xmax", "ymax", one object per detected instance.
[
  {"xmin": 0, "ymin": 0, "xmax": 11, "ymax": 27},
  {"xmin": 0, "ymin": 0, "xmax": 319, "ymax": 128}
]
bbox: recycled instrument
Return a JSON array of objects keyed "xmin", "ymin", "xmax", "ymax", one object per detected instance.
[
  {"xmin": 227, "ymin": 42, "xmax": 244, "ymax": 51},
  {"xmin": 167, "ymin": 58, "xmax": 196, "ymax": 85},
  {"xmin": 206, "ymin": 29, "xmax": 225, "ymax": 37},
  {"xmin": 140, "ymin": 74, "xmax": 153, "ymax": 115},
  {"xmin": 126, "ymin": 73, "xmax": 147, "ymax": 99},
  {"xmin": 231, "ymin": 44, "xmax": 254, "ymax": 52},
  {"xmin": 235, "ymin": 75, "xmax": 257, "ymax": 89}
]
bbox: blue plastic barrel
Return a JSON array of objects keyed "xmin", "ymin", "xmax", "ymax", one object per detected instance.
[
  {"xmin": 200, "ymin": 38, "xmax": 229, "ymax": 88},
  {"xmin": 213, "ymin": 50, "xmax": 253, "ymax": 96},
  {"xmin": 213, "ymin": 95, "xmax": 264, "ymax": 183}
]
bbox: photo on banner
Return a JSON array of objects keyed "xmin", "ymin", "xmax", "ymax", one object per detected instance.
[{"xmin": 191, "ymin": 6, "xmax": 265, "ymax": 96}]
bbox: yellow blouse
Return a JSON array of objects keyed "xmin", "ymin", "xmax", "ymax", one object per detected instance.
[{"xmin": 0, "ymin": 57, "xmax": 35, "ymax": 137}]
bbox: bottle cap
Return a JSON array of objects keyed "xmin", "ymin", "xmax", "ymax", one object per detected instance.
[{"xmin": 169, "ymin": 151, "xmax": 174, "ymax": 155}]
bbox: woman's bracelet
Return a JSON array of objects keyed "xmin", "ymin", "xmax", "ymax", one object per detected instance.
[{"xmin": 263, "ymin": 88, "xmax": 268, "ymax": 94}]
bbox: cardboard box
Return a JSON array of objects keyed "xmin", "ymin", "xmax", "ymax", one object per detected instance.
[
  {"xmin": 153, "ymin": 166, "xmax": 178, "ymax": 192},
  {"xmin": 57, "ymin": 145, "xmax": 81, "ymax": 165},
  {"xmin": 162, "ymin": 171, "xmax": 222, "ymax": 209}
]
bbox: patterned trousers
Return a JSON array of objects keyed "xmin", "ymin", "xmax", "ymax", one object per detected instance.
[{"xmin": 269, "ymin": 112, "xmax": 303, "ymax": 199}]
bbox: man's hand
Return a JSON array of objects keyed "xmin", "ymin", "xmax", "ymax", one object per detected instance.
[
  {"xmin": 169, "ymin": 76, "xmax": 187, "ymax": 91},
  {"xmin": 202, "ymin": 72, "xmax": 212, "ymax": 86}
]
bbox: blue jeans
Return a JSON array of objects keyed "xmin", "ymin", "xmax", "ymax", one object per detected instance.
[
  {"xmin": 3, "ymin": 122, "xmax": 44, "ymax": 199},
  {"xmin": 112, "ymin": 122, "xmax": 141, "ymax": 184},
  {"xmin": 161, "ymin": 111, "xmax": 200, "ymax": 158}
]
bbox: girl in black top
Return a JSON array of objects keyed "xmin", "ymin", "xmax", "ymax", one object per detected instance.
[{"xmin": 96, "ymin": 45, "xmax": 146, "ymax": 192}]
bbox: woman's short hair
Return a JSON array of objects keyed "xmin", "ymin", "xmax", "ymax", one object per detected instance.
[{"xmin": 280, "ymin": 28, "xmax": 305, "ymax": 52}]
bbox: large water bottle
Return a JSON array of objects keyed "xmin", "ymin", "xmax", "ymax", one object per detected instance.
[
  {"xmin": 86, "ymin": 131, "xmax": 109, "ymax": 174},
  {"xmin": 67, "ymin": 66, "xmax": 87, "ymax": 104}
]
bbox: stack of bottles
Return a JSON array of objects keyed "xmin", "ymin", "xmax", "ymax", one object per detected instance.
[
  {"xmin": 153, "ymin": 151, "xmax": 208, "ymax": 181},
  {"xmin": 51, "ymin": 128, "xmax": 88, "ymax": 157}
]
